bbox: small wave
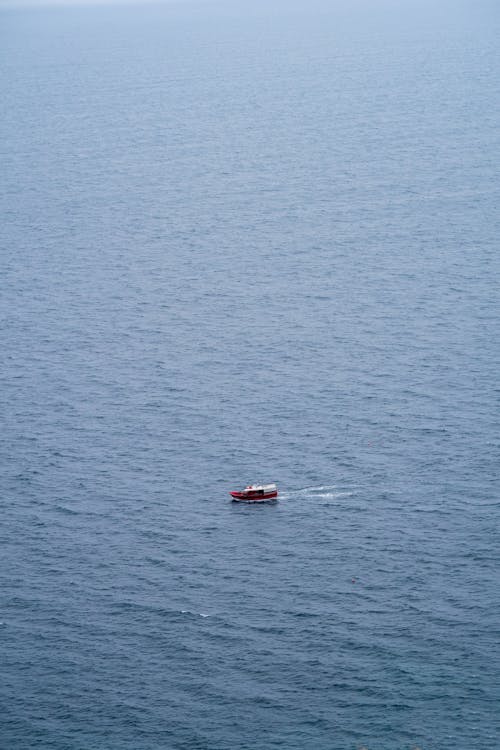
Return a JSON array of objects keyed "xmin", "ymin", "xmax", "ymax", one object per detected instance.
[
  {"xmin": 53, "ymin": 505, "xmax": 80, "ymax": 516},
  {"xmin": 180, "ymin": 610, "xmax": 211, "ymax": 618}
]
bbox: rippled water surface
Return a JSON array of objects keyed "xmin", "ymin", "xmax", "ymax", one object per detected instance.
[{"xmin": 1, "ymin": 1, "xmax": 499, "ymax": 748}]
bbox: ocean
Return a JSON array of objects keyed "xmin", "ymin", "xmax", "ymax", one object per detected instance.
[{"xmin": 1, "ymin": 1, "xmax": 499, "ymax": 748}]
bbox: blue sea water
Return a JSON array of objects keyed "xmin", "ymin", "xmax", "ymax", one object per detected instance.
[{"xmin": 1, "ymin": 1, "xmax": 499, "ymax": 748}]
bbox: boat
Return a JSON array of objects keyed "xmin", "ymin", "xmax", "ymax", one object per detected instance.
[{"xmin": 230, "ymin": 483, "xmax": 278, "ymax": 502}]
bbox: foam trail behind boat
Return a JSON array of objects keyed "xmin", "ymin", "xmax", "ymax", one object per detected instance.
[{"xmin": 280, "ymin": 485, "xmax": 356, "ymax": 501}]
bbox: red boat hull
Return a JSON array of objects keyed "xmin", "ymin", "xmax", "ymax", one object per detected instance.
[{"xmin": 230, "ymin": 490, "xmax": 278, "ymax": 502}]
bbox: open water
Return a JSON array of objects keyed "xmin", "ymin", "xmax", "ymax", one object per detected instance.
[{"xmin": 1, "ymin": 1, "xmax": 499, "ymax": 748}]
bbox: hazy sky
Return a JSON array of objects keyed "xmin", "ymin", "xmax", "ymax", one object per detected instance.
[{"xmin": 0, "ymin": 0, "xmax": 204, "ymax": 6}]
